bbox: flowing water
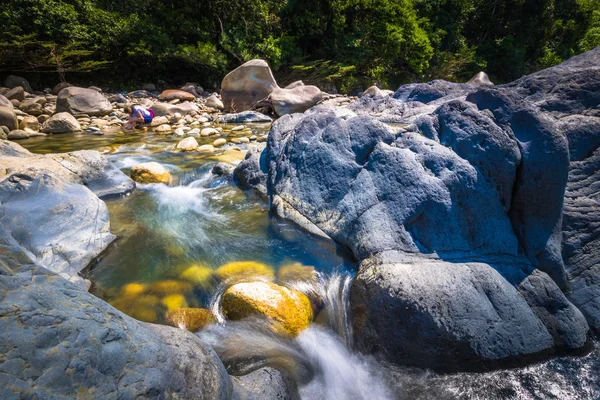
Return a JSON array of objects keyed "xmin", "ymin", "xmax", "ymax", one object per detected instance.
[{"xmin": 18, "ymin": 129, "xmax": 600, "ymax": 400}]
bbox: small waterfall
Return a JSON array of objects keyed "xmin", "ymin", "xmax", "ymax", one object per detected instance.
[{"xmin": 200, "ymin": 270, "xmax": 393, "ymax": 400}]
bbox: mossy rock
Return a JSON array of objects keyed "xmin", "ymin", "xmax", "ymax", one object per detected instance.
[
  {"xmin": 161, "ymin": 294, "xmax": 189, "ymax": 311},
  {"xmin": 130, "ymin": 161, "xmax": 171, "ymax": 184},
  {"xmin": 120, "ymin": 282, "xmax": 147, "ymax": 297},
  {"xmin": 110, "ymin": 294, "xmax": 160, "ymax": 323},
  {"xmin": 215, "ymin": 261, "xmax": 275, "ymax": 283},
  {"xmin": 222, "ymin": 282, "xmax": 313, "ymax": 336},
  {"xmin": 165, "ymin": 308, "xmax": 216, "ymax": 332},
  {"xmin": 277, "ymin": 263, "xmax": 316, "ymax": 284},
  {"xmin": 179, "ymin": 264, "xmax": 214, "ymax": 288},
  {"xmin": 146, "ymin": 279, "xmax": 193, "ymax": 296}
]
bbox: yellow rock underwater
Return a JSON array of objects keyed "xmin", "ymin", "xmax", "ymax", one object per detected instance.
[
  {"xmin": 147, "ymin": 280, "xmax": 193, "ymax": 296},
  {"xmin": 110, "ymin": 295, "xmax": 160, "ymax": 323},
  {"xmin": 277, "ymin": 263, "xmax": 316, "ymax": 284},
  {"xmin": 161, "ymin": 294, "xmax": 188, "ymax": 311},
  {"xmin": 222, "ymin": 281, "xmax": 313, "ymax": 336},
  {"xmin": 179, "ymin": 264, "xmax": 214, "ymax": 288},
  {"xmin": 215, "ymin": 261, "xmax": 275, "ymax": 283},
  {"xmin": 165, "ymin": 308, "xmax": 216, "ymax": 332}
]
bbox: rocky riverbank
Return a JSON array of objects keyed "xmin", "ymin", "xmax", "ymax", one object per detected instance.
[
  {"xmin": 235, "ymin": 47, "xmax": 600, "ymax": 371},
  {"xmin": 1, "ymin": 47, "xmax": 599, "ymax": 398}
]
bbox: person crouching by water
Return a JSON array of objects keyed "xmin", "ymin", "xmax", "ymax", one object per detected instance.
[{"xmin": 123, "ymin": 105, "xmax": 154, "ymax": 130}]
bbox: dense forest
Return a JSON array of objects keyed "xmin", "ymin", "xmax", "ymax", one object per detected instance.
[{"xmin": 1, "ymin": 0, "xmax": 599, "ymax": 91}]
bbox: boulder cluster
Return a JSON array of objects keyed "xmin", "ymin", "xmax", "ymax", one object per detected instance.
[{"xmin": 234, "ymin": 48, "xmax": 600, "ymax": 371}]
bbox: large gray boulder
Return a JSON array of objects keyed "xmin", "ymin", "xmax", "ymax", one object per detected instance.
[
  {"xmin": 0, "ymin": 253, "xmax": 231, "ymax": 399},
  {"xmin": 0, "ymin": 94, "xmax": 13, "ymax": 109},
  {"xmin": 0, "ymin": 106, "xmax": 18, "ymax": 130},
  {"xmin": 41, "ymin": 112, "xmax": 82, "ymax": 133},
  {"xmin": 221, "ymin": 59, "xmax": 279, "ymax": 112},
  {"xmin": 0, "ymin": 140, "xmax": 134, "ymax": 287},
  {"xmin": 56, "ymin": 86, "xmax": 112, "ymax": 116},
  {"xmin": 271, "ymin": 85, "xmax": 322, "ymax": 116},
  {"xmin": 251, "ymin": 50, "xmax": 600, "ymax": 371}
]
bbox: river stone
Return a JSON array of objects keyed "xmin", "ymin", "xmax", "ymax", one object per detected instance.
[
  {"xmin": 0, "ymin": 94, "xmax": 13, "ymax": 109},
  {"xmin": 130, "ymin": 162, "xmax": 171, "ymax": 184},
  {"xmin": 362, "ymin": 86, "xmax": 385, "ymax": 96},
  {"xmin": 351, "ymin": 255, "xmax": 588, "ymax": 372},
  {"xmin": 158, "ymin": 89, "xmax": 196, "ymax": 102},
  {"xmin": 201, "ymin": 127, "xmax": 219, "ymax": 136},
  {"xmin": 222, "ymin": 281, "xmax": 313, "ymax": 336},
  {"xmin": 41, "ymin": 112, "xmax": 82, "ymax": 133},
  {"xmin": 467, "ymin": 71, "xmax": 494, "ymax": 86},
  {"xmin": 0, "ymin": 106, "xmax": 18, "ymax": 130},
  {"xmin": 7, "ymin": 129, "xmax": 28, "ymax": 140},
  {"xmin": 151, "ymin": 101, "xmax": 200, "ymax": 117},
  {"xmin": 221, "ymin": 59, "xmax": 279, "ymax": 111},
  {"xmin": 6, "ymin": 86, "xmax": 25, "ymax": 101},
  {"xmin": 196, "ymin": 144, "xmax": 214, "ymax": 154},
  {"xmin": 165, "ymin": 308, "xmax": 216, "ymax": 332},
  {"xmin": 4, "ymin": 75, "xmax": 32, "ymax": 92},
  {"xmin": 271, "ymin": 85, "xmax": 322, "ymax": 116},
  {"xmin": 154, "ymin": 124, "xmax": 172, "ymax": 133},
  {"xmin": 212, "ymin": 161, "xmax": 235, "ymax": 177},
  {"xmin": 56, "ymin": 86, "xmax": 112, "ymax": 116},
  {"xmin": 0, "ymin": 170, "xmax": 114, "ymax": 288},
  {"xmin": 19, "ymin": 115, "xmax": 40, "ymax": 131},
  {"xmin": 0, "ymin": 258, "xmax": 232, "ymax": 399},
  {"xmin": 232, "ymin": 367, "xmax": 301, "ymax": 400},
  {"xmin": 284, "ymin": 80, "xmax": 304, "ymax": 89},
  {"xmin": 234, "ymin": 143, "xmax": 267, "ymax": 196},
  {"xmin": 52, "ymin": 81, "xmax": 72, "ymax": 95},
  {"xmin": 206, "ymin": 94, "xmax": 224, "ymax": 109},
  {"xmin": 176, "ymin": 136, "xmax": 199, "ymax": 152},
  {"xmin": 219, "ymin": 111, "xmax": 272, "ymax": 123},
  {"xmin": 213, "ymin": 138, "xmax": 227, "ymax": 147}
]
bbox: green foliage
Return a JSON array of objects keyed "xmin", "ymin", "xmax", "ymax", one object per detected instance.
[{"xmin": 0, "ymin": 0, "xmax": 598, "ymax": 89}]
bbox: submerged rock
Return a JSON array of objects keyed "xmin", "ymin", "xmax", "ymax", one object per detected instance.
[
  {"xmin": 221, "ymin": 59, "xmax": 279, "ymax": 111},
  {"xmin": 222, "ymin": 281, "xmax": 313, "ymax": 336},
  {"xmin": 215, "ymin": 261, "xmax": 275, "ymax": 283},
  {"xmin": 130, "ymin": 161, "xmax": 171, "ymax": 184},
  {"xmin": 165, "ymin": 308, "xmax": 216, "ymax": 331}
]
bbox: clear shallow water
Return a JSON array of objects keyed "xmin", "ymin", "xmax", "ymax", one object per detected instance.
[{"xmin": 18, "ymin": 129, "xmax": 600, "ymax": 400}]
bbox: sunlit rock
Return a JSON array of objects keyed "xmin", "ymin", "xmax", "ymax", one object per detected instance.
[
  {"xmin": 221, "ymin": 59, "xmax": 279, "ymax": 111},
  {"xmin": 165, "ymin": 308, "xmax": 216, "ymax": 331},
  {"xmin": 215, "ymin": 261, "xmax": 275, "ymax": 283},
  {"xmin": 277, "ymin": 263, "xmax": 316, "ymax": 284},
  {"xmin": 130, "ymin": 161, "xmax": 171, "ymax": 184},
  {"xmin": 179, "ymin": 264, "xmax": 214, "ymax": 288},
  {"xmin": 147, "ymin": 279, "xmax": 193, "ymax": 296},
  {"xmin": 120, "ymin": 282, "xmax": 147, "ymax": 297},
  {"xmin": 222, "ymin": 281, "xmax": 313, "ymax": 336},
  {"xmin": 162, "ymin": 294, "xmax": 189, "ymax": 311}
]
